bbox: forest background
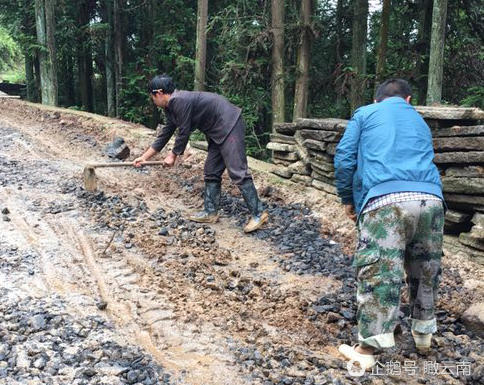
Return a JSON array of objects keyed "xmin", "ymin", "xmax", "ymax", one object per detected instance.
[{"xmin": 0, "ymin": 0, "xmax": 482, "ymax": 159}]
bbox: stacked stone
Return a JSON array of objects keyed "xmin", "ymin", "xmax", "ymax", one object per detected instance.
[
  {"xmin": 416, "ymin": 106, "xmax": 484, "ymax": 263},
  {"xmin": 269, "ymin": 119, "xmax": 346, "ymax": 197},
  {"xmin": 267, "ymin": 122, "xmax": 306, "ymax": 180},
  {"xmin": 294, "ymin": 118, "xmax": 346, "ymax": 196}
]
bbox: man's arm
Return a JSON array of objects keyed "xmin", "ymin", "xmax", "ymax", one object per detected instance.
[
  {"xmin": 133, "ymin": 121, "xmax": 177, "ymax": 167},
  {"xmin": 334, "ymin": 112, "xmax": 362, "ymax": 219},
  {"xmin": 170, "ymin": 98, "xmax": 193, "ymax": 156}
]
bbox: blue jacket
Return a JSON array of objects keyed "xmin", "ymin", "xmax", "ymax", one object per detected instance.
[{"xmin": 334, "ymin": 97, "xmax": 443, "ymax": 216}]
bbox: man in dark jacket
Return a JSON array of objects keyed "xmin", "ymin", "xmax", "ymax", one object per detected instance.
[
  {"xmin": 133, "ymin": 74, "xmax": 268, "ymax": 233},
  {"xmin": 334, "ymin": 79, "xmax": 444, "ymax": 371}
]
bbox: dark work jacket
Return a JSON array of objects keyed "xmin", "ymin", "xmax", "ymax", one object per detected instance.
[{"xmin": 151, "ymin": 90, "xmax": 242, "ymax": 155}]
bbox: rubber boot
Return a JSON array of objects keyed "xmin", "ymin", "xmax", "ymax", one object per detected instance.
[
  {"xmin": 188, "ymin": 182, "xmax": 220, "ymax": 223},
  {"xmin": 411, "ymin": 330, "xmax": 432, "ymax": 353},
  {"xmin": 239, "ymin": 180, "xmax": 268, "ymax": 233}
]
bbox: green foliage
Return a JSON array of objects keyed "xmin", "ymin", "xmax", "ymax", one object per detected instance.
[
  {"xmin": 206, "ymin": 1, "xmax": 273, "ymax": 159},
  {"xmin": 0, "ymin": 67, "xmax": 25, "ymax": 83},
  {"xmin": 0, "ymin": 0, "xmax": 483, "ymax": 161},
  {"xmin": 0, "ymin": 26, "xmax": 21, "ymax": 73},
  {"xmin": 461, "ymin": 86, "xmax": 484, "ymax": 109},
  {"xmin": 118, "ymin": 72, "xmax": 152, "ymax": 125}
]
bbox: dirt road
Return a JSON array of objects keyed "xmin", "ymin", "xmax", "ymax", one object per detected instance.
[{"xmin": 0, "ymin": 99, "xmax": 482, "ymax": 385}]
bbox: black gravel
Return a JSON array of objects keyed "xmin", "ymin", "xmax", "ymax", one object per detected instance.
[{"xmin": 0, "ymin": 291, "xmax": 171, "ymax": 384}]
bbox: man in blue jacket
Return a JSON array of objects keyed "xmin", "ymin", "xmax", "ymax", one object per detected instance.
[{"xmin": 334, "ymin": 79, "xmax": 444, "ymax": 370}]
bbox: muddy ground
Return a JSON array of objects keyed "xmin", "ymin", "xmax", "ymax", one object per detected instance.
[{"xmin": 0, "ymin": 99, "xmax": 483, "ymax": 385}]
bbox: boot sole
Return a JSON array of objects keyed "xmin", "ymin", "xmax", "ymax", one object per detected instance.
[
  {"xmin": 188, "ymin": 215, "xmax": 219, "ymax": 224},
  {"xmin": 244, "ymin": 212, "xmax": 269, "ymax": 233},
  {"xmin": 415, "ymin": 345, "xmax": 431, "ymax": 356}
]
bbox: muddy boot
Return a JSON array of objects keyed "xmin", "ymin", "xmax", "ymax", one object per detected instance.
[
  {"xmin": 411, "ymin": 330, "xmax": 432, "ymax": 353},
  {"xmin": 239, "ymin": 180, "xmax": 268, "ymax": 233},
  {"xmin": 188, "ymin": 182, "xmax": 220, "ymax": 223}
]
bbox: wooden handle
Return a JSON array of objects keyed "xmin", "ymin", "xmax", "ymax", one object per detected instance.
[{"xmin": 86, "ymin": 161, "xmax": 166, "ymax": 168}]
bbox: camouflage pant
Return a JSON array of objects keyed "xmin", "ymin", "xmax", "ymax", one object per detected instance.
[{"xmin": 355, "ymin": 200, "xmax": 444, "ymax": 349}]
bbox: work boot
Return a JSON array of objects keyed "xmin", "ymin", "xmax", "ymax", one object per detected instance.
[
  {"xmin": 239, "ymin": 180, "xmax": 268, "ymax": 233},
  {"xmin": 188, "ymin": 182, "xmax": 220, "ymax": 223},
  {"xmin": 411, "ymin": 330, "xmax": 432, "ymax": 353}
]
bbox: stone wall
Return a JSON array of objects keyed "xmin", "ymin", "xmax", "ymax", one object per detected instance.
[{"xmin": 267, "ymin": 106, "xmax": 484, "ymax": 263}]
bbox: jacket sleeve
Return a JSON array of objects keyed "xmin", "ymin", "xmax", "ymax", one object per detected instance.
[
  {"xmin": 334, "ymin": 112, "xmax": 362, "ymax": 205},
  {"xmin": 151, "ymin": 118, "xmax": 177, "ymax": 152},
  {"xmin": 171, "ymin": 98, "xmax": 193, "ymax": 155}
]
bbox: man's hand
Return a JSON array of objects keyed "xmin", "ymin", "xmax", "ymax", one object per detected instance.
[
  {"xmin": 164, "ymin": 151, "xmax": 177, "ymax": 167},
  {"xmin": 133, "ymin": 147, "xmax": 158, "ymax": 167},
  {"xmin": 133, "ymin": 156, "xmax": 146, "ymax": 168},
  {"xmin": 344, "ymin": 204, "xmax": 357, "ymax": 222}
]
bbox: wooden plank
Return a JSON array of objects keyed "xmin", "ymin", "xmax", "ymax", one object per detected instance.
[
  {"xmin": 311, "ymin": 179, "xmax": 338, "ymax": 195},
  {"xmin": 272, "ymin": 158, "xmax": 294, "ymax": 167},
  {"xmin": 442, "ymin": 177, "xmax": 484, "ymax": 195},
  {"xmin": 434, "ymin": 151, "xmax": 484, "ymax": 164},
  {"xmin": 0, "ymin": 90, "xmax": 20, "ymax": 99},
  {"xmin": 444, "ymin": 166, "xmax": 484, "ymax": 178},
  {"xmin": 303, "ymin": 139, "xmax": 327, "ymax": 152},
  {"xmin": 416, "ymin": 105, "xmax": 484, "ymax": 120},
  {"xmin": 287, "ymin": 161, "xmax": 310, "ymax": 175},
  {"xmin": 433, "ymin": 137, "xmax": 484, "ymax": 152},
  {"xmin": 299, "ymin": 129, "xmax": 342, "ymax": 142},
  {"xmin": 311, "ymin": 172, "xmax": 334, "ymax": 185},
  {"xmin": 295, "ymin": 118, "xmax": 348, "ymax": 132},
  {"xmin": 273, "ymin": 150, "xmax": 299, "ymax": 161},
  {"xmin": 310, "ymin": 165, "xmax": 334, "ymax": 178},
  {"xmin": 445, "ymin": 210, "xmax": 471, "ymax": 224},
  {"xmin": 272, "ymin": 166, "xmax": 293, "ymax": 179},
  {"xmin": 266, "ymin": 142, "xmax": 296, "ymax": 152},
  {"xmin": 459, "ymin": 232, "xmax": 484, "ymax": 251},
  {"xmin": 443, "ymin": 235, "xmax": 484, "ymax": 264},
  {"xmin": 326, "ymin": 143, "xmax": 337, "ymax": 156},
  {"xmin": 308, "ymin": 149, "xmax": 334, "ymax": 163},
  {"xmin": 432, "ymin": 125, "xmax": 484, "ymax": 137},
  {"xmin": 191, "ymin": 140, "xmax": 208, "ymax": 151},
  {"xmin": 270, "ymin": 133, "xmax": 296, "ymax": 144},
  {"xmin": 291, "ymin": 174, "xmax": 312, "ymax": 186},
  {"xmin": 472, "ymin": 213, "xmax": 484, "ymax": 227},
  {"xmin": 273, "ymin": 122, "xmax": 297, "ymax": 135},
  {"xmin": 443, "ymin": 193, "xmax": 484, "ymax": 206},
  {"xmin": 310, "ymin": 158, "xmax": 334, "ymax": 173}
]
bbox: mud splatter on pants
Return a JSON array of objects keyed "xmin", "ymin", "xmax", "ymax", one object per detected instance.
[{"xmin": 355, "ymin": 200, "xmax": 444, "ymax": 349}]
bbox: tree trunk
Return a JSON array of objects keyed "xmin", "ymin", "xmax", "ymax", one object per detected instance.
[
  {"xmin": 35, "ymin": 0, "xmax": 58, "ymax": 106},
  {"xmin": 194, "ymin": 0, "xmax": 208, "ymax": 91},
  {"xmin": 375, "ymin": 0, "xmax": 390, "ymax": 90},
  {"xmin": 25, "ymin": 52, "xmax": 35, "ymax": 101},
  {"xmin": 77, "ymin": 0, "xmax": 94, "ymax": 112},
  {"xmin": 350, "ymin": 0, "xmax": 368, "ymax": 112},
  {"xmin": 104, "ymin": 0, "xmax": 115, "ymax": 117},
  {"xmin": 426, "ymin": 0, "xmax": 447, "ymax": 105},
  {"xmin": 415, "ymin": 0, "xmax": 433, "ymax": 105},
  {"xmin": 64, "ymin": 53, "xmax": 75, "ymax": 106},
  {"xmin": 335, "ymin": 0, "xmax": 344, "ymax": 110},
  {"xmin": 293, "ymin": 0, "xmax": 312, "ymax": 120},
  {"xmin": 113, "ymin": 0, "xmax": 124, "ymax": 117},
  {"xmin": 22, "ymin": 0, "xmax": 36, "ymax": 102},
  {"xmin": 271, "ymin": 0, "xmax": 285, "ymax": 125},
  {"xmin": 34, "ymin": 54, "xmax": 41, "ymax": 102}
]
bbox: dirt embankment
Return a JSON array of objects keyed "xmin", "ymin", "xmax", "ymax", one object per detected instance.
[{"xmin": 0, "ymin": 99, "xmax": 482, "ymax": 385}]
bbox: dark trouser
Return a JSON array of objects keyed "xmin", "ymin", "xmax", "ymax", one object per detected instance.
[{"xmin": 204, "ymin": 117, "xmax": 252, "ymax": 186}]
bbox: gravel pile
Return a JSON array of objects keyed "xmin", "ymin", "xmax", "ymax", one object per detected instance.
[{"xmin": 0, "ymin": 290, "xmax": 171, "ymax": 385}]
